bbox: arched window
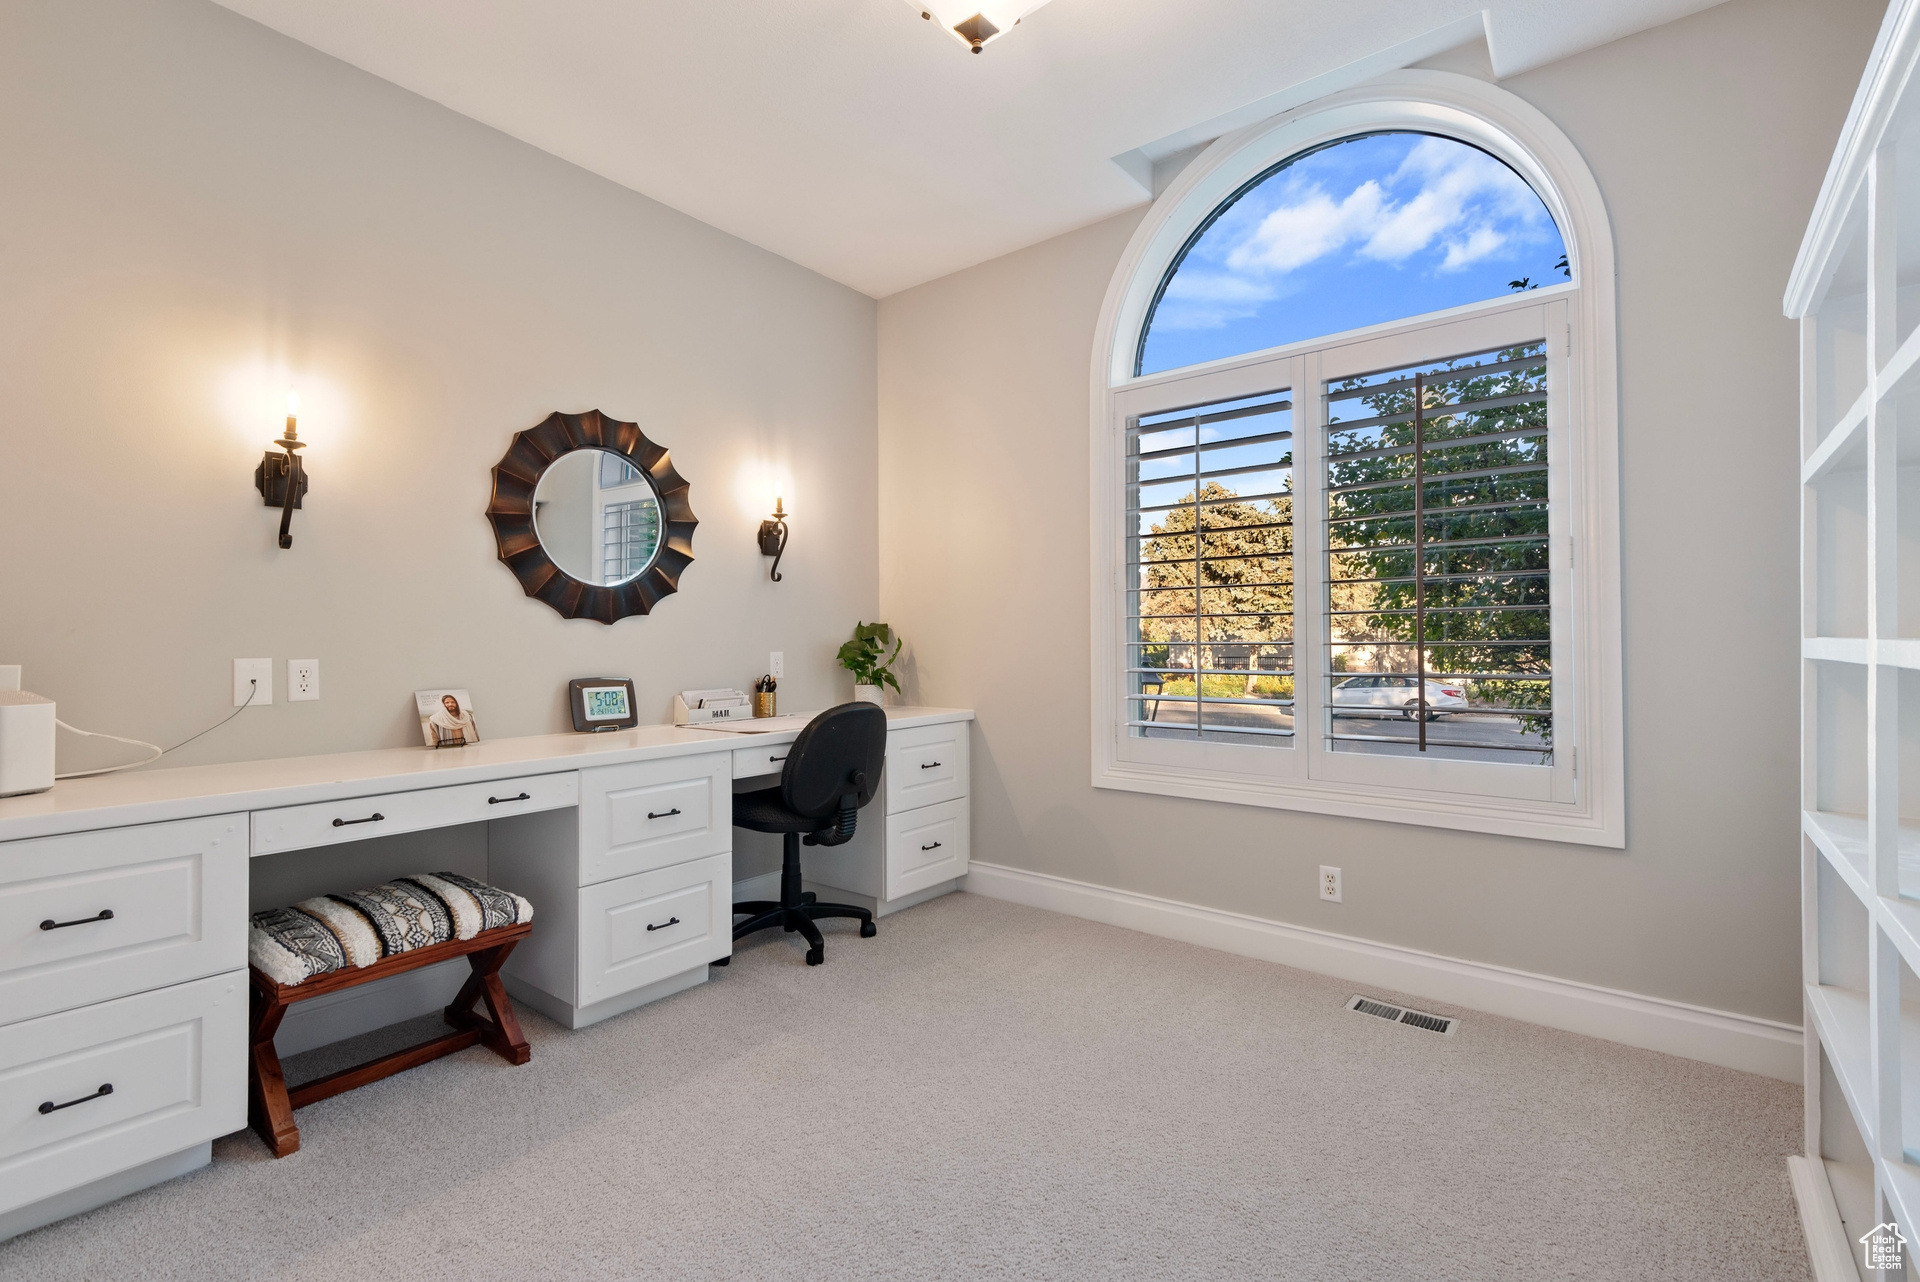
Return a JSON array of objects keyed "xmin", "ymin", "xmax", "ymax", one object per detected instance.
[
  {"xmin": 1137, "ymin": 132, "xmax": 1569, "ymax": 376},
  {"xmin": 1089, "ymin": 73, "xmax": 1623, "ymax": 846}
]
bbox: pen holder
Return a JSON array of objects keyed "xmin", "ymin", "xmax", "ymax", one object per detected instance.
[{"xmin": 753, "ymin": 691, "xmax": 776, "ymax": 718}]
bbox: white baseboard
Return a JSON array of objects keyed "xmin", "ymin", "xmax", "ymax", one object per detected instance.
[
  {"xmin": 1788, "ymin": 1155, "xmax": 1861, "ymax": 1281},
  {"xmin": 963, "ymin": 861, "xmax": 1804, "ymax": 1083},
  {"xmin": 733, "ymin": 870, "xmax": 780, "ymax": 902}
]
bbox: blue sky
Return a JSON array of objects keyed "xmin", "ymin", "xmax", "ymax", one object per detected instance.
[{"xmin": 1138, "ymin": 133, "xmax": 1568, "ymax": 375}]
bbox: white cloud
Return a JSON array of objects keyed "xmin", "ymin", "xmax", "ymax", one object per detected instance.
[
  {"xmin": 1440, "ymin": 225, "xmax": 1507, "ymax": 269},
  {"xmin": 1207, "ymin": 135, "xmax": 1549, "ymax": 280},
  {"xmin": 1226, "ymin": 181, "xmax": 1386, "ymax": 274},
  {"xmin": 1152, "ymin": 270, "xmax": 1278, "ymax": 331}
]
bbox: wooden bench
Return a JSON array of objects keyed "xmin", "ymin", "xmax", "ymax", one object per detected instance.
[{"xmin": 248, "ymin": 919, "xmax": 532, "ymax": 1157}]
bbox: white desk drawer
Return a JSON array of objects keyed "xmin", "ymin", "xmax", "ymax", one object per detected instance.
[
  {"xmin": 885, "ymin": 797, "xmax": 968, "ymax": 900},
  {"xmin": 0, "ymin": 970, "xmax": 247, "ymax": 1216},
  {"xmin": 577, "ymin": 853, "xmax": 730, "ymax": 1006},
  {"xmin": 731, "ymin": 743, "xmax": 794, "ymax": 779},
  {"xmin": 0, "ymin": 816, "xmax": 247, "ymax": 1023},
  {"xmin": 581, "ymin": 755, "xmax": 731, "ymax": 885},
  {"xmin": 251, "ymin": 771, "xmax": 578, "ymax": 857},
  {"xmin": 886, "ymin": 721, "xmax": 969, "ymax": 813}
]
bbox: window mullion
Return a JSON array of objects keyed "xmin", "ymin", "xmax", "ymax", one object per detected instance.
[
  {"xmin": 1296, "ymin": 350, "xmax": 1327, "ymax": 776},
  {"xmin": 1192, "ymin": 421, "xmax": 1203, "ymax": 736}
]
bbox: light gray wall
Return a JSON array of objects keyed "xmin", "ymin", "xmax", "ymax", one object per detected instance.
[
  {"xmin": 877, "ymin": 0, "xmax": 1880, "ymax": 1024},
  {"xmin": 0, "ymin": 0, "xmax": 877, "ymax": 791}
]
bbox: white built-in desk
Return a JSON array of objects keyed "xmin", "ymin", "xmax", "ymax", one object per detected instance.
[{"xmin": 0, "ymin": 705, "xmax": 972, "ymax": 1240}]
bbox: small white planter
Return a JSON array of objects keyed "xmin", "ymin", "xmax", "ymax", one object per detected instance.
[{"xmin": 853, "ymin": 684, "xmax": 884, "ymax": 705}]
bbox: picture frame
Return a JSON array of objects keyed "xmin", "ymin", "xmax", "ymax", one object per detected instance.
[
  {"xmin": 415, "ymin": 689, "xmax": 480, "ymax": 748},
  {"xmin": 569, "ymin": 677, "xmax": 639, "ymax": 732}
]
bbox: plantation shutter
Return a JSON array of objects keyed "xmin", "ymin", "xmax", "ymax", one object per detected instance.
[
  {"xmin": 1125, "ymin": 388, "xmax": 1295, "ymax": 746},
  {"xmin": 1322, "ymin": 341, "xmax": 1553, "ymax": 764}
]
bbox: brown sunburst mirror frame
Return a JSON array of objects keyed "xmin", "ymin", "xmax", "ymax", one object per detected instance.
[{"xmin": 486, "ymin": 409, "xmax": 697, "ymax": 624}]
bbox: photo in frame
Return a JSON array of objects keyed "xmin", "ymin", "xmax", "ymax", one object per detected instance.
[
  {"xmin": 415, "ymin": 689, "xmax": 481, "ymax": 748},
  {"xmin": 569, "ymin": 677, "xmax": 638, "ymax": 732}
]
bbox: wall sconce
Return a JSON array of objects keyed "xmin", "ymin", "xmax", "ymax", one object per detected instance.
[
  {"xmin": 757, "ymin": 498, "xmax": 789, "ymax": 582},
  {"xmin": 253, "ymin": 390, "xmax": 308, "ymax": 550}
]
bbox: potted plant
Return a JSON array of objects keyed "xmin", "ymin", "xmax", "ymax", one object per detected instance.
[{"xmin": 838, "ymin": 622, "xmax": 902, "ymax": 705}]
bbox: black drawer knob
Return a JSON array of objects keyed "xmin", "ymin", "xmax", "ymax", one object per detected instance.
[
  {"xmin": 488, "ymin": 793, "xmax": 531, "ymax": 805},
  {"xmin": 646, "ymin": 916, "xmax": 681, "ymax": 932},
  {"xmin": 647, "ymin": 808, "xmax": 682, "ymax": 820},
  {"xmin": 921, "ymin": 841, "xmax": 943, "ymax": 851},
  {"xmin": 921, "ymin": 761, "xmax": 941, "ymax": 769},
  {"xmin": 332, "ymin": 813, "xmax": 385, "ymax": 827}
]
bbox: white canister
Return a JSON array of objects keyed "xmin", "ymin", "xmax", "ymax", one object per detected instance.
[{"xmin": 0, "ymin": 691, "xmax": 56, "ymax": 796}]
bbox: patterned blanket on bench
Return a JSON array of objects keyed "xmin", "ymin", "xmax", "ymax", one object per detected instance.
[{"xmin": 249, "ymin": 872, "xmax": 533, "ymax": 987}]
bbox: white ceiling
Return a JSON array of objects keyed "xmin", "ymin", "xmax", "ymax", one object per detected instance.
[{"xmin": 211, "ymin": 0, "xmax": 1726, "ymax": 298}]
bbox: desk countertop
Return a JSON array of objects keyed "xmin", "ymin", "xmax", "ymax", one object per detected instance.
[{"xmin": 0, "ymin": 706, "xmax": 973, "ymax": 843}]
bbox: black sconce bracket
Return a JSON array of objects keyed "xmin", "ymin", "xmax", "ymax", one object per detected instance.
[
  {"xmin": 757, "ymin": 501, "xmax": 788, "ymax": 582},
  {"xmin": 255, "ymin": 435, "xmax": 308, "ymax": 550}
]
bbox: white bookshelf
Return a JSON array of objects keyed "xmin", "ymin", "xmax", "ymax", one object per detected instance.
[{"xmin": 1789, "ymin": 3, "xmax": 1920, "ymax": 1276}]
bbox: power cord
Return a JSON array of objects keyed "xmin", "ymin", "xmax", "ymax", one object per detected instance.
[{"xmin": 54, "ymin": 678, "xmax": 260, "ymax": 780}]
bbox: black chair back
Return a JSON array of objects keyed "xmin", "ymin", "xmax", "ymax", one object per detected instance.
[{"xmin": 781, "ymin": 703, "xmax": 886, "ymax": 842}]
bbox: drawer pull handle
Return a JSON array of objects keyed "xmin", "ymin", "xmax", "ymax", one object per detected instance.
[
  {"xmin": 40, "ymin": 909, "xmax": 114, "ymax": 931},
  {"xmin": 647, "ymin": 808, "xmax": 682, "ymax": 820},
  {"xmin": 770, "ymin": 754, "xmax": 788, "ymax": 762},
  {"xmin": 488, "ymin": 792, "xmax": 531, "ymax": 805},
  {"xmin": 921, "ymin": 841, "xmax": 943, "ymax": 851},
  {"xmin": 332, "ymin": 813, "xmax": 385, "ymax": 827},
  {"xmin": 921, "ymin": 761, "xmax": 942, "ymax": 769},
  {"xmin": 646, "ymin": 916, "xmax": 681, "ymax": 932},
  {"xmin": 40, "ymin": 1083, "xmax": 112, "ymax": 1114}
]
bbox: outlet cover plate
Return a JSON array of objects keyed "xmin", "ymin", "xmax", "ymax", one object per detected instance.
[
  {"xmin": 770, "ymin": 651, "xmax": 784, "ymax": 679},
  {"xmin": 234, "ymin": 658, "xmax": 273, "ymax": 707},
  {"xmin": 288, "ymin": 659, "xmax": 319, "ymax": 702},
  {"xmin": 1319, "ymin": 865, "xmax": 1342, "ymax": 903}
]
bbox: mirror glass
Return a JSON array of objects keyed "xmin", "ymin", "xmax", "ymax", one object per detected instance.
[{"xmin": 532, "ymin": 448, "xmax": 663, "ymax": 586}]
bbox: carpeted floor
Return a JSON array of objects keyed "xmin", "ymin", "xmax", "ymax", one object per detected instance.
[{"xmin": 0, "ymin": 892, "xmax": 1809, "ymax": 1281}]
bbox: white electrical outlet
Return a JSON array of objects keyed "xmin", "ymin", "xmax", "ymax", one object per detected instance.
[
  {"xmin": 770, "ymin": 651, "xmax": 784, "ymax": 678},
  {"xmin": 1319, "ymin": 866, "xmax": 1342, "ymax": 903},
  {"xmin": 234, "ymin": 658, "xmax": 273, "ymax": 707},
  {"xmin": 288, "ymin": 659, "xmax": 319, "ymax": 701}
]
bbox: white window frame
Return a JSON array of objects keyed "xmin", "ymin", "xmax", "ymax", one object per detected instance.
[{"xmin": 1089, "ymin": 71, "xmax": 1624, "ymax": 847}]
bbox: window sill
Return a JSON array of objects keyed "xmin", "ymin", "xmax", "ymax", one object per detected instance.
[{"xmin": 1092, "ymin": 758, "xmax": 1623, "ymax": 848}]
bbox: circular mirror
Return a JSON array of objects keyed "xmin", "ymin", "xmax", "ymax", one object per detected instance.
[
  {"xmin": 531, "ymin": 447, "xmax": 663, "ymax": 586},
  {"xmin": 487, "ymin": 410, "xmax": 696, "ymax": 624}
]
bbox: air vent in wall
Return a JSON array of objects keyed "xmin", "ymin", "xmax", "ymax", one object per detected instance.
[{"xmin": 1345, "ymin": 994, "xmax": 1457, "ymax": 1035}]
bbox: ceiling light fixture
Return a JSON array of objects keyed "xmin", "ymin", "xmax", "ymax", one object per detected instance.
[{"xmin": 906, "ymin": 0, "xmax": 1053, "ymax": 54}]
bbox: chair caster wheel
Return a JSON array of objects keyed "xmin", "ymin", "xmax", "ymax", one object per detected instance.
[
  {"xmin": 860, "ymin": 921, "xmax": 877, "ymax": 938},
  {"xmin": 806, "ymin": 948, "xmax": 823, "ymax": 966},
  {"xmin": 712, "ymin": 956, "xmax": 730, "ymax": 967}
]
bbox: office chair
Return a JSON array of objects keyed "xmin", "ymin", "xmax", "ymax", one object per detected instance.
[{"xmin": 715, "ymin": 702, "xmax": 886, "ymax": 967}]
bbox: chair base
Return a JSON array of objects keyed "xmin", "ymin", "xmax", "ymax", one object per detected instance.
[{"xmin": 719, "ymin": 832, "xmax": 875, "ymax": 966}]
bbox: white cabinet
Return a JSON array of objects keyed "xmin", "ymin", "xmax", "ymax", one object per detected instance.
[
  {"xmin": 0, "ymin": 816, "xmax": 246, "ymax": 1023},
  {"xmin": 803, "ymin": 714, "xmax": 972, "ymax": 913},
  {"xmin": 577, "ymin": 853, "xmax": 731, "ymax": 1007},
  {"xmin": 0, "ymin": 815, "xmax": 248, "ymax": 1231},
  {"xmin": 0, "ymin": 970, "xmax": 246, "ymax": 1227},
  {"xmin": 490, "ymin": 755, "xmax": 737, "ymax": 1029},
  {"xmin": 252, "ymin": 771, "xmax": 577, "ymax": 857},
  {"xmin": 885, "ymin": 720, "xmax": 969, "ymax": 812},
  {"xmin": 579, "ymin": 756, "xmax": 730, "ymax": 884},
  {"xmin": 885, "ymin": 797, "xmax": 968, "ymax": 900}
]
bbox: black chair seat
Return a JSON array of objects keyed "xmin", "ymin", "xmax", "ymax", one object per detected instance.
[{"xmin": 733, "ymin": 788, "xmax": 806, "ymax": 833}]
